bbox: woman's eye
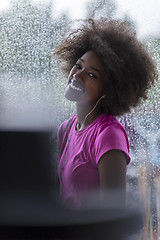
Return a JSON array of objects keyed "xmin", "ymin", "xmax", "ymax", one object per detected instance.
[
  {"xmin": 88, "ymin": 72, "xmax": 97, "ymax": 78},
  {"xmin": 75, "ymin": 63, "xmax": 81, "ymax": 69}
]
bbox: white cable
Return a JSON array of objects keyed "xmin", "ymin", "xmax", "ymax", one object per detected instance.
[{"xmin": 78, "ymin": 95, "xmax": 105, "ymax": 130}]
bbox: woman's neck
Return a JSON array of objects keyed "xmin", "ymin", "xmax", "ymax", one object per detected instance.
[{"xmin": 75, "ymin": 102, "xmax": 102, "ymax": 130}]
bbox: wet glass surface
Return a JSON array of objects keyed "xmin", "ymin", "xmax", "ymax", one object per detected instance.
[{"xmin": 0, "ymin": 0, "xmax": 159, "ymax": 239}]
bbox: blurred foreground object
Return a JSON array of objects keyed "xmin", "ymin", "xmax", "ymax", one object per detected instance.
[{"xmin": 0, "ymin": 109, "xmax": 143, "ymax": 239}]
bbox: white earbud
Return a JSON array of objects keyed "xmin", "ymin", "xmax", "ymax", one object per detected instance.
[{"xmin": 100, "ymin": 95, "xmax": 106, "ymax": 99}]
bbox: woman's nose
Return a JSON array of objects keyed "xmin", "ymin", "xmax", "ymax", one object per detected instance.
[{"xmin": 73, "ymin": 70, "xmax": 84, "ymax": 82}]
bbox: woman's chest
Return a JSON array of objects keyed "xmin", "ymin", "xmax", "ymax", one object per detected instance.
[{"xmin": 58, "ymin": 132, "xmax": 98, "ymax": 178}]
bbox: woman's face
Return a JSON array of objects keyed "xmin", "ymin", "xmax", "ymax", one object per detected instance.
[{"xmin": 65, "ymin": 50, "xmax": 105, "ymax": 105}]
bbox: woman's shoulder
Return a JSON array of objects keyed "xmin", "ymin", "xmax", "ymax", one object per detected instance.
[
  {"xmin": 59, "ymin": 115, "xmax": 76, "ymax": 128},
  {"xmin": 59, "ymin": 115, "xmax": 76, "ymax": 131},
  {"xmin": 96, "ymin": 114, "xmax": 128, "ymax": 139},
  {"xmin": 97, "ymin": 114, "xmax": 123, "ymax": 129},
  {"xmin": 57, "ymin": 115, "xmax": 76, "ymax": 145}
]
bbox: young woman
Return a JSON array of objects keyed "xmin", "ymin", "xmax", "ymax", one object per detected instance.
[{"xmin": 54, "ymin": 18, "xmax": 157, "ymax": 209}]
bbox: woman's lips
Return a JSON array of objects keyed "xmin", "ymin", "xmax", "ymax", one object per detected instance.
[
  {"xmin": 69, "ymin": 79, "xmax": 85, "ymax": 92},
  {"xmin": 65, "ymin": 79, "xmax": 85, "ymax": 101}
]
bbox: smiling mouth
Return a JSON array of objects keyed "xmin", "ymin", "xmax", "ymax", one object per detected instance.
[{"xmin": 69, "ymin": 79, "xmax": 85, "ymax": 92}]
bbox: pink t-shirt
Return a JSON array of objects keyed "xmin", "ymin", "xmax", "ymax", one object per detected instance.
[{"xmin": 57, "ymin": 114, "xmax": 130, "ymax": 208}]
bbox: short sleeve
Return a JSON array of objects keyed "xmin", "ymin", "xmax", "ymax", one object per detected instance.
[
  {"xmin": 57, "ymin": 116, "xmax": 73, "ymax": 147},
  {"xmin": 94, "ymin": 123, "xmax": 130, "ymax": 165},
  {"xmin": 57, "ymin": 116, "xmax": 76, "ymax": 157},
  {"xmin": 57, "ymin": 122, "xmax": 64, "ymax": 147}
]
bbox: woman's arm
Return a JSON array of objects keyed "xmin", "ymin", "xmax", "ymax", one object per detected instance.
[{"xmin": 98, "ymin": 150, "xmax": 127, "ymax": 207}]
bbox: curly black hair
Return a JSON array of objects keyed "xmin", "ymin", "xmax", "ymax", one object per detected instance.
[{"xmin": 54, "ymin": 18, "xmax": 158, "ymax": 116}]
